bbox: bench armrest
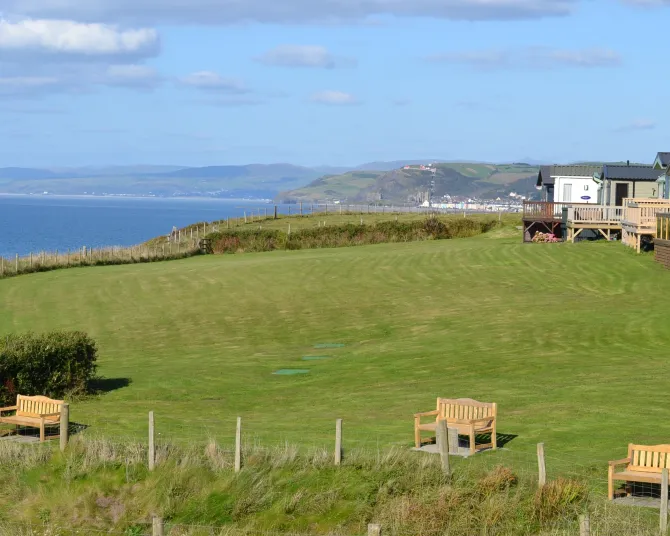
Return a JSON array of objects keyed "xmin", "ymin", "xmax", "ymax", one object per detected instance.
[
  {"xmin": 608, "ymin": 458, "xmax": 631, "ymax": 467},
  {"xmin": 450, "ymin": 417, "xmax": 494, "ymax": 425},
  {"xmin": 470, "ymin": 416, "xmax": 495, "ymax": 424},
  {"xmin": 39, "ymin": 412, "xmax": 62, "ymax": 418},
  {"xmin": 0, "ymin": 406, "xmax": 17, "ymax": 414},
  {"xmin": 414, "ymin": 410, "xmax": 439, "ymax": 418}
]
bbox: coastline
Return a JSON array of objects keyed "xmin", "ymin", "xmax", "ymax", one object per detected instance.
[{"xmin": 0, "ymin": 193, "xmax": 274, "ymax": 203}]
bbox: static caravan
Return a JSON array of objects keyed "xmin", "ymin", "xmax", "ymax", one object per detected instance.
[
  {"xmin": 600, "ymin": 164, "xmax": 664, "ymax": 206},
  {"xmin": 536, "ymin": 165, "xmax": 603, "ymax": 204}
]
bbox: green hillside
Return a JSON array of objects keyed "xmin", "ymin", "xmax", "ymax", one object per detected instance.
[
  {"xmin": 279, "ymin": 162, "xmax": 539, "ymax": 202},
  {"xmin": 1, "ymin": 232, "xmax": 669, "ymax": 462}
]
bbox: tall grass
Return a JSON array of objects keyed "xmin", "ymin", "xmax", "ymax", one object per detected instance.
[
  {"xmin": 208, "ymin": 218, "xmax": 500, "ymax": 254},
  {"xmin": 0, "ymin": 437, "xmax": 657, "ymax": 536}
]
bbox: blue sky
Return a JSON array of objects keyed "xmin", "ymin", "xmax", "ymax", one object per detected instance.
[{"xmin": 0, "ymin": 0, "xmax": 668, "ymax": 168}]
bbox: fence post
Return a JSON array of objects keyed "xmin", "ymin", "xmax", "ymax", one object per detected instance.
[
  {"xmin": 368, "ymin": 523, "xmax": 381, "ymax": 536},
  {"xmin": 579, "ymin": 513, "xmax": 590, "ymax": 536},
  {"xmin": 0, "ymin": 256, "xmax": 3, "ymax": 276},
  {"xmin": 300, "ymin": 202, "xmax": 303, "ymax": 216},
  {"xmin": 288, "ymin": 224, "xmax": 291, "ymax": 236},
  {"xmin": 335, "ymin": 419, "xmax": 343, "ymax": 466},
  {"xmin": 537, "ymin": 442, "xmax": 546, "ymax": 487},
  {"xmin": 148, "ymin": 411, "xmax": 156, "ymax": 471},
  {"xmin": 436, "ymin": 419, "xmax": 451, "ymax": 476},
  {"xmin": 661, "ymin": 468, "xmax": 668, "ymax": 534},
  {"xmin": 15, "ymin": 253, "xmax": 18, "ymax": 273},
  {"xmin": 152, "ymin": 515, "xmax": 164, "ymax": 536},
  {"xmin": 274, "ymin": 205, "xmax": 278, "ymax": 219},
  {"xmin": 59, "ymin": 403, "xmax": 69, "ymax": 452},
  {"xmin": 235, "ymin": 416, "xmax": 242, "ymax": 472}
]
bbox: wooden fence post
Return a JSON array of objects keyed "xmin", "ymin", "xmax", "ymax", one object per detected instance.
[
  {"xmin": 436, "ymin": 419, "xmax": 451, "ymax": 476},
  {"xmin": 368, "ymin": 523, "xmax": 381, "ymax": 536},
  {"xmin": 152, "ymin": 515, "xmax": 164, "ymax": 536},
  {"xmin": 335, "ymin": 419, "xmax": 343, "ymax": 466},
  {"xmin": 235, "ymin": 416, "xmax": 242, "ymax": 473},
  {"xmin": 661, "ymin": 468, "xmax": 668, "ymax": 534},
  {"xmin": 15, "ymin": 253, "xmax": 18, "ymax": 273},
  {"xmin": 274, "ymin": 205, "xmax": 278, "ymax": 219},
  {"xmin": 59, "ymin": 403, "xmax": 69, "ymax": 452},
  {"xmin": 148, "ymin": 411, "xmax": 156, "ymax": 471},
  {"xmin": 537, "ymin": 442, "xmax": 546, "ymax": 487},
  {"xmin": 579, "ymin": 513, "xmax": 590, "ymax": 536}
]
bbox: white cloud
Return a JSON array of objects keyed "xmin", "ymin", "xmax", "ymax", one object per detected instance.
[
  {"xmin": 0, "ymin": 76, "xmax": 60, "ymax": 97},
  {"xmin": 527, "ymin": 47, "xmax": 621, "ymax": 67},
  {"xmin": 105, "ymin": 64, "xmax": 161, "ymax": 88},
  {"xmin": 428, "ymin": 47, "xmax": 621, "ymax": 69},
  {"xmin": 0, "ymin": 18, "xmax": 159, "ymax": 58},
  {"xmin": 4, "ymin": 0, "xmax": 576, "ymax": 24},
  {"xmin": 178, "ymin": 71, "xmax": 250, "ymax": 93},
  {"xmin": 255, "ymin": 45, "xmax": 355, "ymax": 68},
  {"xmin": 311, "ymin": 90, "xmax": 359, "ymax": 105},
  {"xmin": 614, "ymin": 119, "xmax": 656, "ymax": 132}
]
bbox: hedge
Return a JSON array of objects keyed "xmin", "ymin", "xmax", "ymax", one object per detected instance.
[
  {"xmin": 0, "ymin": 331, "xmax": 98, "ymax": 405},
  {"xmin": 208, "ymin": 218, "xmax": 500, "ymax": 254}
]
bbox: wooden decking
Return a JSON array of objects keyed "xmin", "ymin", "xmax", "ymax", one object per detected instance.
[
  {"xmin": 523, "ymin": 200, "xmax": 670, "ymax": 251},
  {"xmin": 621, "ymin": 200, "xmax": 670, "ymax": 253},
  {"xmin": 655, "ymin": 213, "xmax": 670, "ymax": 268}
]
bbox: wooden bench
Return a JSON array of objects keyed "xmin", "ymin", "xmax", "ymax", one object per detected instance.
[
  {"xmin": 414, "ymin": 397, "xmax": 497, "ymax": 454},
  {"xmin": 608, "ymin": 444, "xmax": 670, "ymax": 500},
  {"xmin": 0, "ymin": 395, "xmax": 64, "ymax": 442}
]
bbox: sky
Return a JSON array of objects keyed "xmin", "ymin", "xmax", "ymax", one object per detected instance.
[{"xmin": 0, "ymin": 0, "xmax": 668, "ymax": 168}]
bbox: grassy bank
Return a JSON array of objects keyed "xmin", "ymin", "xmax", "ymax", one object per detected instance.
[
  {"xmin": 207, "ymin": 217, "xmax": 501, "ymax": 254},
  {"xmin": 0, "ymin": 437, "xmax": 658, "ymax": 535}
]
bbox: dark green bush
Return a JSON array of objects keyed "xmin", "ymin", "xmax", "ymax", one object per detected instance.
[
  {"xmin": 0, "ymin": 331, "xmax": 98, "ymax": 405},
  {"xmin": 208, "ymin": 218, "xmax": 500, "ymax": 254}
]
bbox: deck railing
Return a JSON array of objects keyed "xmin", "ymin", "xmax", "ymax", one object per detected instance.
[
  {"xmin": 657, "ymin": 213, "xmax": 670, "ymax": 241},
  {"xmin": 622, "ymin": 200, "xmax": 670, "ymax": 229},
  {"xmin": 567, "ymin": 206, "xmax": 623, "ymax": 223},
  {"xmin": 522, "ymin": 201, "xmax": 589, "ymax": 220}
]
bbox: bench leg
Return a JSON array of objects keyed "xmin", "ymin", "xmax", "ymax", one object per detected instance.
[
  {"xmin": 608, "ymin": 465, "xmax": 614, "ymax": 500},
  {"xmin": 40, "ymin": 418, "xmax": 45, "ymax": 442},
  {"xmin": 469, "ymin": 426, "xmax": 476, "ymax": 456},
  {"xmin": 414, "ymin": 420, "xmax": 421, "ymax": 449},
  {"xmin": 492, "ymin": 422, "xmax": 497, "ymax": 450}
]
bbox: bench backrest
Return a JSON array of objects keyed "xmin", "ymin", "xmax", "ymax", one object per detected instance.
[
  {"xmin": 627, "ymin": 444, "xmax": 670, "ymax": 473},
  {"xmin": 16, "ymin": 395, "xmax": 63, "ymax": 418},
  {"xmin": 436, "ymin": 398, "xmax": 497, "ymax": 421}
]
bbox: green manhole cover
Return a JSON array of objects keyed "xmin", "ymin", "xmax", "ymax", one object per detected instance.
[
  {"xmin": 273, "ymin": 369, "xmax": 310, "ymax": 375},
  {"xmin": 302, "ymin": 356, "xmax": 330, "ymax": 361},
  {"xmin": 314, "ymin": 343, "xmax": 345, "ymax": 349}
]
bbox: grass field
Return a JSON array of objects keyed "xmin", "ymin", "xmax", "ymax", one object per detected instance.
[{"xmin": 1, "ymin": 230, "xmax": 669, "ymax": 473}]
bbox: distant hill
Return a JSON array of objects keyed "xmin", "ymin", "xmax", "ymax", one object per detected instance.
[
  {"xmin": 0, "ymin": 160, "xmax": 542, "ymax": 199},
  {"xmin": 0, "ymin": 164, "xmax": 321, "ymax": 198},
  {"xmin": 279, "ymin": 162, "xmax": 539, "ymax": 203}
]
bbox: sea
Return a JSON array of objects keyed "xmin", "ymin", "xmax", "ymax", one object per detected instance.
[{"xmin": 0, "ymin": 195, "xmax": 288, "ymax": 258}]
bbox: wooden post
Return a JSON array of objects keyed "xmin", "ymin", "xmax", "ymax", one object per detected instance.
[
  {"xmin": 244, "ymin": 211, "xmax": 247, "ymax": 223},
  {"xmin": 15, "ymin": 253, "xmax": 18, "ymax": 273},
  {"xmin": 662, "ymin": 468, "xmax": 668, "ymax": 534},
  {"xmin": 335, "ymin": 419, "xmax": 343, "ymax": 466},
  {"xmin": 235, "ymin": 416, "xmax": 242, "ymax": 473},
  {"xmin": 274, "ymin": 205, "xmax": 278, "ymax": 219},
  {"xmin": 152, "ymin": 515, "xmax": 164, "ymax": 536},
  {"xmin": 288, "ymin": 224, "xmax": 291, "ymax": 236},
  {"xmin": 59, "ymin": 403, "xmax": 69, "ymax": 452},
  {"xmin": 300, "ymin": 202, "xmax": 303, "ymax": 216},
  {"xmin": 368, "ymin": 523, "xmax": 381, "ymax": 536},
  {"xmin": 30, "ymin": 252, "xmax": 32, "ymax": 268},
  {"xmin": 148, "ymin": 411, "xmax": 156, "ymax": 471},
  {"xmin": 436, "ymin": 419, "xmax": 451, "ymax": 476},
  {"xmin": 579, "ymin": 514, "xmax": 590, "ymax": 536},
  {"xmin": 537, "ymin": 442, "xmax": 546, "ymax": 487}
]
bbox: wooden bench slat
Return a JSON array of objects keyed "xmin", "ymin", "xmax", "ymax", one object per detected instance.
[{"xmin": 1, "ymin": 394, "xmax": 64, "ymax": 442}]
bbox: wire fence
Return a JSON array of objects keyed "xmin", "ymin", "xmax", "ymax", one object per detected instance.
[{"xmin": 2, "ymin": 407, "xmax": 668, "ymax": 536}]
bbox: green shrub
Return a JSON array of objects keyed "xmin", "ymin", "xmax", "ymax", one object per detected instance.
[
  {"xmin": 0, "ymin": 331, "xmax": 98, "ymax": 405},
  {"xmin": 208, "ymin": 218, "xmax": 500, "ymax": 254}
]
